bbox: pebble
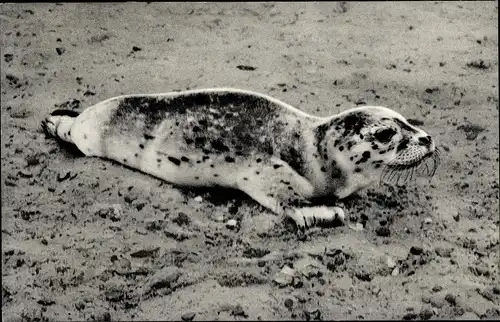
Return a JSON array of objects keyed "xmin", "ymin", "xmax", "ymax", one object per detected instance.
[
  {"xmin": 273, "ymin": 265, "xmax": 295, "ymax": 287},
  {"xmin": 181, "ymin": 312, "xmax": 196, "ymax": 321},
  {"xmin": 193, "ymin": 196, "xmax": 203, "ymax": 202},
  {"xmin": 231, "ymin": 305, "xmax": 247, "ymax": 317},
  {"xmin": 435, "ymin": 247, "xmax": 453, "ymax": 258},
  {"xmin": 431, "ymin": 285, "xmax": 443, "ymax": 293},
  {"xmin": 18, "ymin": 170, "xmax": 33, "ymax": 178},
  {"xmin": 213, "ymin": 213, "xmax": 224, "ymax": 222},
  {"xmin": 149, "ymin": 266, "xmax": 181, "ymax": 291},
  {"xmin": 419, "ymin": 308, "xmax": 433, "ymax": 320},
  {"xmin": 402, "ymin": 313, "xmax": 418, "ymax": 320},
  {"xmin": 391, "ymin": 267, "xmax": 400, "ymax": 276},
  {"xmin": 430, "ymin": 296, "xmax": 445, "ymax": 308},
  {"xmin": 423, "ymin": 217, "xmax": 433, "ymax": 224},
  {"xmin": 386, "ymin": 256, "xmax": 396, "ymax": 269},
  {"xmin": 130, "ymin": 247, "xmax": 160, "ymax": 258},
  {"xmin": 444, "ymin": 293, "xmax": 456, "ymax": 306},
  {"xmin": 375, "ymin": 226, "xmax": 391, "ymax": 237},
  {"xmin": 284, "ymin": 298, "xmax": 294, "ymax": 309},
  {"xmin": 225, "ymin": 219, "xmax": 237, "ymax": 229},
  {"xmin": 410, "ymin": 246, "xmax": 424, "ymax": 255}
]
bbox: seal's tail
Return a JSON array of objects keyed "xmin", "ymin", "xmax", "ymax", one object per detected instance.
[{"xmin": 41, "ymin": 109, "xmax": 80, "ymax": 145}]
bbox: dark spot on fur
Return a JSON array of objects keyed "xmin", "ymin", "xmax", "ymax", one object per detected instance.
[
  {"xmin": 354, "ymin": 167, "xmax": 362, "ymax": 173},
  {"xmin": 273, "ymin": 164, "xmax": 282, "ymax": 169},
  {"xmin": 356, "ymin": 151, "xmax": 371, "ymax": 164},
  {"xmin": 210, "ymin": 164, "xmax": 214, "ymax": 168},
  {"xmin": 195, "ymin": 176, "xmax": 199, "ymax": 180},
  {"xmin": 374, "ymin": 163, "xmax": 381, "ymax": 169},
  {"xmin": 371, "ymin": 143, "xmax": 379, "ymax": 150},
  {"xmin": 181, "ymin": 156, "xmax": 190, "ymax": 162},
  {"xmin": 123, "ymin": 158, "xmax": 127, "ymax": 163},
  {"xmin": 288, "ymin": 186, "xmax": 293, "ymax": 190},
  {"xmin": 350, "ymin": 156, "xmax": 354, "ymax": 161},
  {"xmin": 214, "ymin": 174, "xmax": 219, "ymax": 177},
  {"xmin": 339, "ymin": 146, "xmax": 344, "ymax": 151},
  {"xmin": 195, "ymin": 137, "xmax": 206, "ymax": 147},
  {"xmin": 196, "ymin": 160, "xmax": 201, "ymax": 164},
  {"xmin": 396, "ymin": 138, "xmax": 409, "ymax": 152},
  {"xmin": 139, "ymin": 144, "xmax": 144, "ymax": 149},
  {"xmin": 320, "ymin": 166, "xmax": 326, "ymax": 172},
  {"xmin": 134, "ymin": 153, "xmax": 139, "ymax": 157},
  {"xmin": 168, "ymin": 156, "xmax": 181, "ymax": 166},
  {"xmin": 225, "ymin": 156, "xmax": 235, "ymax": 163},
  {"xmin": 185, "ymin": 138, "xmax": 194, "ymax": 144},
  {"xmin": 393, "ymin": 118, "xmax": 418, "ymax": 134},
  {"xmin": 243, "ymin": 177, "xmax": 248, "ymax": 181},
  {"xmin": 156, "ymin": 158, "xmax": 161, "ymax": 162},
  {"xmin": 198, "ymin": 119, "xmax": 208, "ymax": 126},
  {"xmin": 192, "ymin": 126, "xmax": 201, "ymax": 132},
  {"xmin": 359, "ymin": 134, "xmax": 364, "ymax": 140},
  {"xmin": 255, "ymin": 171, "xmax": 260, "ymax": 175},
  {"xmin": 83, "ymin": 134, "xmax": 87, "ymax": 139},
  {"xmin": 202, "ymin": 155, "xmax": 210, "ymax": 161},
  {"xmin": 334, "ymin": 139, "xmax": 340, "ymax": 147},
  {"xmin": 379, "ymin": 150, "xmax": 386, "ymax": 154},
  {"xmin": 347, "ymin": 141, "xmax": 355, "ymax": 150},
  {"xmin": 144, "ymin": 133, "xmax": 155, "ymax": 140},
  {"xmin": 211, "ymin": 139, "xmax": 230, "ymax": 152},
  {"xmin": 256, "ymin": 158, "xmax": 262, "ymax": 163}
]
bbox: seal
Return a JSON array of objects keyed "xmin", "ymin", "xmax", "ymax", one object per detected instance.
[{"xmin": 42, "ymin": 88, "xmax": 440, "ymax": 233}]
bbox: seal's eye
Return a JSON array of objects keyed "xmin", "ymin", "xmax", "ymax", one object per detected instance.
[{"xmin": 374, "ymin": 128, "xmax": 397, "ymax": 143}]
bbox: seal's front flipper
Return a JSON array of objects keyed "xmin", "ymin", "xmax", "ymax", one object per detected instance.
[{"xmin": 236, "ymin": 157, "xmax": 345, "ymax": 234}]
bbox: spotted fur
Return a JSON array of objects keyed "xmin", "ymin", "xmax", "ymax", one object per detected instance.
[{"xmin": 42, "ymin": 88, "xmax": 439, "ymax": 234}]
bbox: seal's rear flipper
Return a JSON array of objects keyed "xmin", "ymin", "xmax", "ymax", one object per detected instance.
[{"xmin": 42, "ymin": 109, "xmax": 84, "ymax": 155}]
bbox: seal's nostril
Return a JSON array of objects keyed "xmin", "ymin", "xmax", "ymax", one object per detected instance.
[{"xmin": 418, "ymin": 136, "xmax": 432, "ymax": 146}]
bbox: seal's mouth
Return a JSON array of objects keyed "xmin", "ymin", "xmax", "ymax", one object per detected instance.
[{"xmin": 380, "ymin": 147, "xmax": 441, "ymax": 186}]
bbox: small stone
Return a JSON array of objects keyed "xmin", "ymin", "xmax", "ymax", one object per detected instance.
[
  {"xmin": 225, "ymin": 219, "xmax": 237, "ymax": 229},
  {"xmin": 231, "ymin": 305, "xmax": 247, "ymax": 317},
  {"xmin": 57, "ymin": 171, "xmax": 71, "ymax": 182},
  {"xmin": 386, "ymin": 256, "xmax": 396, "ymax": 269},
  {"xmin": 419, "ymin": 308, "xmax": 433, "ymax": 320},
  {"xmin": 173, "ymin": 212, "xmax": 191, "ymax": 226},
  {"xmin": 424, "ymin": 217, "xmax": 433, "ymax": 224},
  {"xmin": 402, "ymin": 312, "xmax": 418, "ymax": 320},
  {"xmin": 430, "ymin": 296, "xmax": 445, "ymax": 308},
  {"xmin": 444, "ymin": 293, "xmax": 456, "ymax": 306},
  {"xmin": 431, "ymin": 285, "xmax": 443, "ymax": 293},
  {"xmin": 375, "ymin": 226, "xmax": 391, "ymax": 237},
  {"xmin": 130, "ymin": 247, "xmax": 160, "ymax": 258},
  {"xmin": 213, "ymin": 213, "xmax": 224, "ymax": 222},
  {"xmin": 132, "ymin": 46, "xmax": 142, "ymax": 52},
  {"xmin": 273, "ymin": 265, "xmax": 295, "ymax": 287},
  {"xmin": 391, "ymin": 267, "xmax": 400, "ymax": 276},
  {"xmin": 18, "ymin": 170, "xmax": 33, "ymax": 178},
  {"xmin": 284, "ymin": 298, "xmax": 294, "ymax": 309},
  {"xmin": 181, "ymin": 312, "xmax": 196, "ymax": 321},
  {"xmin": 194, "ymin": 196, "xmax": 203, "ymax": 202},
  {"xmin": 356, "ymin": 222, "xmax": 364, "ymax": 230},
  {"xmin": 75, "ymin": 300, "xmax": 85, "ymax": 310},
  {"xmin": 410, "ymin": 246, "xmax": 424, "ymax": 255},
  {"xmin": 435, "ymin": 247, "xmax": 453, "ymax": 258},
  {"xmin": 56, "ymin": 47, "xmax": 65, "ymax": 55},
  {"xmin": 41, "ymin": 238, "xmax": 48, "ymax": 245},
  {"xmin": 149, "ymin": 266, "xmax": 181, "ymax": 291}
]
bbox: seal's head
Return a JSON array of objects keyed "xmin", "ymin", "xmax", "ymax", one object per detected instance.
[{"xmin": 317, "ymin": 106, "xmax": 440, "ymax": 198}]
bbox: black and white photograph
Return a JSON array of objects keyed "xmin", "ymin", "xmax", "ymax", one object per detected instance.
[{"xmin": 1, "ymin": 2, "xmax": 498, "ymax": 321}]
